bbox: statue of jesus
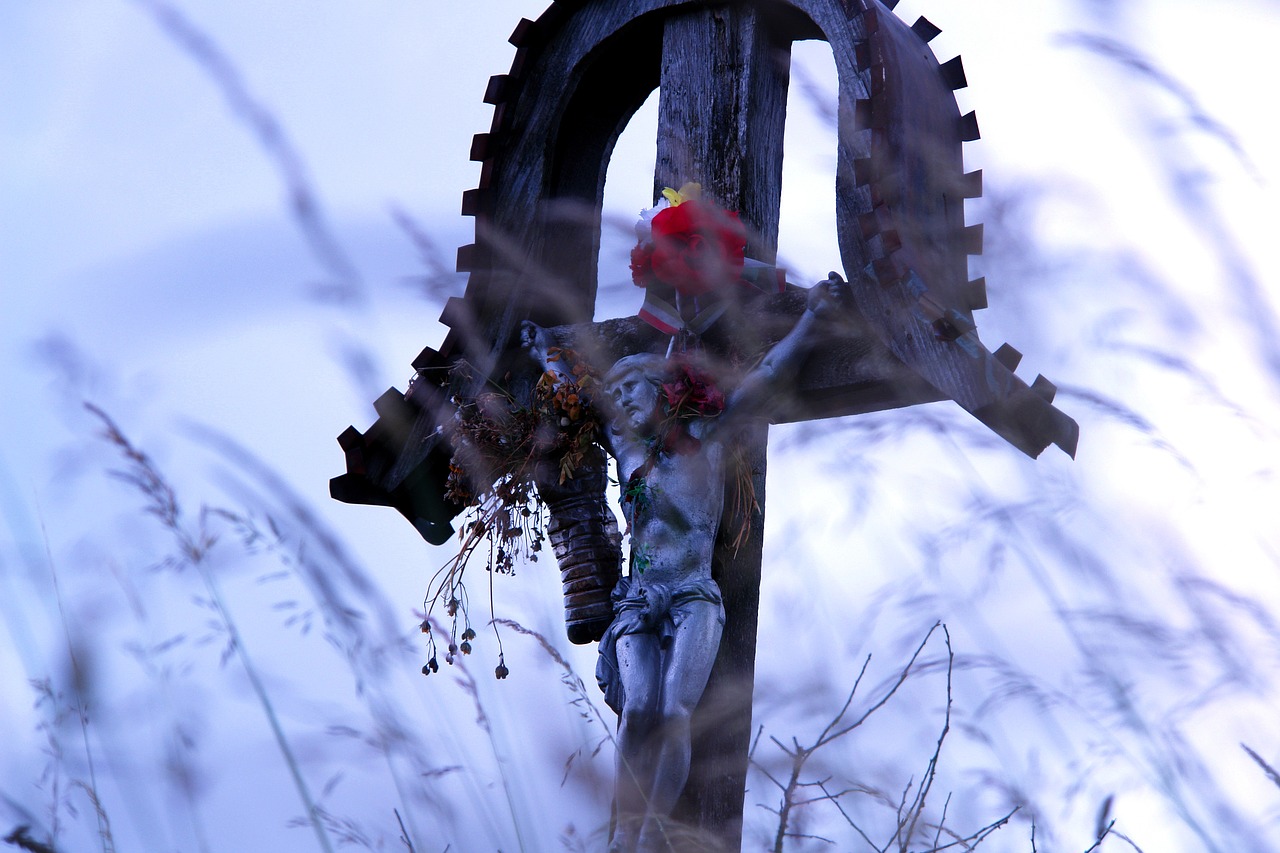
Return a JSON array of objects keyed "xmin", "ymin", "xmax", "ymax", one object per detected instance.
[{"xmin": 524, "ymin": 275, "xmax": 847, "ymax": 852}]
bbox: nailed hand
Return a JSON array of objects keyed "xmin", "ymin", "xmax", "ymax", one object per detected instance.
[{"xmin": 807, "ymin": 271, "xmax": 850, "ymax": 319}]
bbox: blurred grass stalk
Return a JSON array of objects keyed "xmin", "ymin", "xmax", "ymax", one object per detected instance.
[
  {"xmin": 85, "ymin": 403, "xmax": 337, "ymax": 853},
  {"xmin": 39, "ymin": 510, "xmax": 114, "ymax": 853},
  {"xmin": 6, "ymin": 0, "xmax": 1279, "ymax": 849}
]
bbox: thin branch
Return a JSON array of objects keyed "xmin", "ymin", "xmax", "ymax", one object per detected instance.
[
  {"xmin": 815, "ymin": 781, "xmax": 879, "ymax": 851},
  {"xmin": 915, "ymin": 807, "xmax": 1016, "ymax": 852},
  {"xmin": 932, "ymin": 793, "xmax": 951, "ymax": 852},
  {"xmin": 899, "ymin": 625, "xmax": 954, "ymax": 848},
  {"xmin": 1241, "ymin": 743, "xmax": 1280, "ymax": 791},
  {"xmin": 765, "ymin": 624, "xmax": 948, "ymax": 853},
  {"xmin": 819, "ymin": 622, "xmax": 943, "ymax": 748},
  {"xmin": 3, "ymin": 827, "xmax": 60, "ymax": 853},
  {"xmin": 394, "ymin": 809, "xmax": 416, "ymax": 853},
  {"xmin": 1081, "ymin": 820, "xmax": 1114, "ymax": 853}
]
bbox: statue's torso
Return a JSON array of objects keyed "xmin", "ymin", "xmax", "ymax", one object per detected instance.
[{"xmin": 612, "ymin": 421, "xmax": 725, "ymax": 587}]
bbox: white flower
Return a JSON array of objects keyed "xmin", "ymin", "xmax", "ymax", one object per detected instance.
[{"xmin": 634, "ymin": 198, "xmax": 669, "ymax": 242}]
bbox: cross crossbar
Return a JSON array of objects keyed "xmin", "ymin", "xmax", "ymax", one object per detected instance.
[{"xmin": 331, "ymin": 1, "xmax": 1078, "ymax": 849}]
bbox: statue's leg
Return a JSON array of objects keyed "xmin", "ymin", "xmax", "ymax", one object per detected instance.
[
  {"xmin": 637, "ymin": 599, "xmax": 724, "ymax": 851},
  {"xmin": 612, "ymin": 632, "xmax": 661, "ymax": 852}
]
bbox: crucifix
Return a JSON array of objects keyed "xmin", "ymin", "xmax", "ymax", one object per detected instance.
[{"xmin": 331, "ymin": 1, "xmax": 1078, "ymax": 850}]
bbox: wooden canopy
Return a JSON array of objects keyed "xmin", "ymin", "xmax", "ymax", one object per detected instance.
[{"xmin": 333, "ymin": 0, "xmax": 1077, "ymax": 545}]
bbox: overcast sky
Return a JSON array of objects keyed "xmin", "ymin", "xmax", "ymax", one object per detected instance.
[{"xmin": 3, "ymin": 1, "xmax": 1280, "ymax": 851}]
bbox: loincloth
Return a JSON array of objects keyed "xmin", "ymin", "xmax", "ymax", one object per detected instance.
[{"xmin": 595, "ymin": 575, "xmax": 724, "ymax": 714}]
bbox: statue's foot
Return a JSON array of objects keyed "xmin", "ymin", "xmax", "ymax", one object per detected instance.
[
  {"xmin": 608, "ymin": 825, "xmax": 637, "ymax": 853},
  {"xmin": 635, "ymin": 819, "xmax": 672, "ymax": 853}
]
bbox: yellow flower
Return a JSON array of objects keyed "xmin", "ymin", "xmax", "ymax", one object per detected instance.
[{"xmin": 661, "ymin": 182, "xmax": 702, "ymax": 207}]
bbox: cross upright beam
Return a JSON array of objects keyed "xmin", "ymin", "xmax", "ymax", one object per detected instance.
[
  {"xmin": 331, "ymin": 1, "xmax": 1080, "ymax": 849},
  {"xmin": 654, "ymin": 7, "xmax": 791, "ymax": 846}
]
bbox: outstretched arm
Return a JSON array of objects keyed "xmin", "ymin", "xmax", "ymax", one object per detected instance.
[
  {"xmin": 521, "ymin": 320, "xmax": 615, "ymax": 455},
  {"xmin": 717, "ymin": 272, "xmax": 850, "ymax": 428},
  {"xmin": 520, "ymin": 320, "xmax": 573, "ymax": 382}
]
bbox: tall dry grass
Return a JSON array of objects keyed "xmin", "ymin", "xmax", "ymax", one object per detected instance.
[{"xmin": 4, "ymin": 1, "xmax": 1280, "ymax": 851}]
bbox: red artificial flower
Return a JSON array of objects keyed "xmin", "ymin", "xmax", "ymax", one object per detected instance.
[
  {"xmin": 645, "ymin": 360, "xmax": 725, "ymax": 456},
  {"xmin": 647, "ymin": 201, "xmax": 747, "ymax": 297},
  {"xmin": 629, "ymin": 243, "xmax": 654, "ymax": 286},
  {"xmin": 661, "ymin": 361, "xmax": 726, "ymax": 419}
]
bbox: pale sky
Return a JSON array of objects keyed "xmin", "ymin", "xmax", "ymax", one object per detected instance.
[{"xmin": 3, "ymin": 1, "xmax": 1280, "ymax": 851}]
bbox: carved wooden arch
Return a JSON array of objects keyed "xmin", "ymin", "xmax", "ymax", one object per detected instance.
[
  {"xmin": 333, "ymin": 0, "xmax": 1077, "ymax": 545},
  {"xmin": 331, "ymin": 4, "xmax": 1080, "ymax": 841},
  {"xmin": 435, "ymin": 0, "xmax": 1076, "ymax": 457}
]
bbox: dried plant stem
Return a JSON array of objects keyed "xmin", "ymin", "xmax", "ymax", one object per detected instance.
[
  {"xmin": 87, "ymin": 404, "xmax": 336, "ymax": 853},
  {"xmin": 193, "ymin": 562, "xmax": 336, "ymax": 853},
  {"xmin": 1241, "ymin": 743, "xmax": 1280, "ymax": 791},
  {"xmin": 446, "ymin": 651, "xmax": 530, "ymax": 853},
  {"xmin": 37, "ymin": 508, "xmax": 114, "ymax": 853},
  {"xmin": 492, "ymin": 618, "xmax": 668, "ymax": 846},
  {"xmin": 492, "ymin": 618, "xmax": 618, "ymax": 747},
  {"xmin": 128, "ymin": 0, "xmax": 361, "ymax": 301},
  {"xmin": 3, "ymin": 826, "xmax": 61, "ymax": 853},
  {"xmin": 187, "ymin": 431, "xmax": 443, "ymax": 852},
  {"xmin": 756, "ymin": 623, "xmax": 1007, "ymax": 853},
  {"xmin": 394, "ymin": 809, "xmax": 416, "ymax": 853}
]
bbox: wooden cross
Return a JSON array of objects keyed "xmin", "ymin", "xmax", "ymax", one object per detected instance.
[{"xmin": 332, "ymin": 1, "xmax": 1077, "ymax": 849}]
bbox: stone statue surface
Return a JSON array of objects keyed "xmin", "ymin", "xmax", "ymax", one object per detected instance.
[{"xmin": 523, "ymin": 276, "xmax": 848, "ymax": 852}]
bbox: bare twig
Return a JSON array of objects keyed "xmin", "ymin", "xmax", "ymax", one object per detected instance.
[
  {"xmin": 896, "ymin": 625, "xmax": 954, "ymax": 850},
  {"xmin": 36, "ymin": 507, "xmax": 114, "ymax": 853},
  {"xmin": 932, "ymin": 793, "xmax": 951, "ymax": 852},
  {"xmin": 757, "ymin": 623, "xmax": 978, "ymax": 853},
  {"xmin": 1081, "ymin": 819, "xmax": 1114, "ymax": 853},
  {"xmin": 755, "ymin": 624, "xmax": 1015, "ymax": 853},
  {"xmin": 394, "ymin": 809, "xmax": 416, "ymax": 853},
  {"xmin": 3, "ymin": 827, "xmax": 59, "ymax": 853},
  {"xmin": 820, "ymin": 623, "xmax": 944, "ymax": 748},
  {"xmin": 910, "ymin": 807, "xmax": 1016, "ymax": 852},
  {"xmin": 1242, "ymin": 744, "xmax": 1280, "ymax": 791}
]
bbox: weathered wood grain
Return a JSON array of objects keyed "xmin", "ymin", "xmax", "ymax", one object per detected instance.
[{"xmin": 332, "ymin": 3, "xmax": 1081, "ymax": 844}]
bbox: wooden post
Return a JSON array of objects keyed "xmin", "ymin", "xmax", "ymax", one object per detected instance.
[
  {"xmin": 331, "ymin": 2, "xmax": 1080, "ymax": 849},
  {"xmin": 654, "ymin": 8, "xmax": 791, "ymax": 847}
]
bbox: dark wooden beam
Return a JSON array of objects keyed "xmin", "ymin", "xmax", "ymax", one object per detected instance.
[
  {"xmin": 654, "ymin": 7, "xmax": 792, "ymax": 847},
  {"xmin": 655, "ymin": 3, "xmax": 792, "ymax": 262}
]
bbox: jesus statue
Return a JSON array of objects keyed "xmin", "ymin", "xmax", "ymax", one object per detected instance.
[{"xmin": 523, "ymin": 272, "xmax": 847, "ymax": 852}]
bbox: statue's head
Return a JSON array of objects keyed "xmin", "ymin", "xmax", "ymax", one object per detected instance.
[{"xmin": 603, "ymin": 353, "xmax": 668, "ymax": 435}]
